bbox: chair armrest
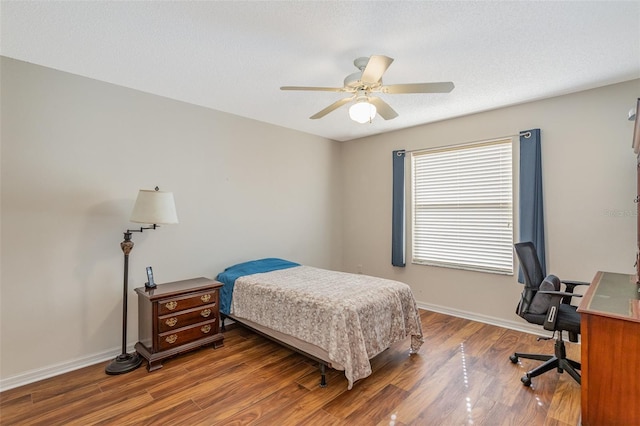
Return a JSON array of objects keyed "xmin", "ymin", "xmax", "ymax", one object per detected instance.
[
  {"xmin": 560, "ymin": 280, "xmax": 590, "ymax": 304},
  {"xmin": 537, "ymin": 290, "xmax": 583, "ymax": 298},
  {"xmin": 540, "ymin": 291, "xmax": 582, "ymax": 332},
  {"xmin": 561, "ymin": 280, "xmax": 590, "ymax": 292}
]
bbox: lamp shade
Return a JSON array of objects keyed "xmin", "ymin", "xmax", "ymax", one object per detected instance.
[
  {"xmin": 349, "ymin": 101, "xmax": 377, "ymax": 124},
  {"xmin": 130, "ymin": 189, "xmax": 178, "ymax": 225}
]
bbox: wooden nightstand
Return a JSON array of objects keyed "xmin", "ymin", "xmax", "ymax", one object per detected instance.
[{"xmin": 134, "ymin": 277, "xmax": 224, "ymax": 371}]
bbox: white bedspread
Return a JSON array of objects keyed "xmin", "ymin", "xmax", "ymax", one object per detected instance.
[{"xmin": 231, "ymin": 265, "xmax": 423, "ymax": 389}]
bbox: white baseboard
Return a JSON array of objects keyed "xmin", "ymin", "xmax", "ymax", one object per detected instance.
[
  {"xmin": 0, "ymin": 344, "xmax": 134, "ymax": 392},
  {"xmin": 416, "ymin": 301, "xmax": 553, "ymax": 337},
  {"xmin": 0, "ymin": 307, "xmax": 556, "ymax": 392}
]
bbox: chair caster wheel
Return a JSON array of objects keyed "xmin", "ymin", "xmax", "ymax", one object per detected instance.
[
  {"xmin": 521, "ymin": 375, "xmax": 532, "ymax": 386},
  {"xmin": 509, "ymin": 354, "xmax": 519, "ymax": 363}
]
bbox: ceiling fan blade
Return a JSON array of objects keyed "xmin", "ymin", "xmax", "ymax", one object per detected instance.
[
  {"xmin": 361, "ymin": 55, "xmax": 394, "ymax": 84},
  {"xmin": 280, "ymin": 86, "xmax": 346, "ymax": 92},
  {"xmin": 368, "ymin": 97, "xmax": 399, "ymax": 120},
  {"xmin": 382, "ymin": 82, "xmax": 455, "ymax": 94},
  {"xmin": 310, "ymin": 96, "xmax": 355, "ymax": 119}
]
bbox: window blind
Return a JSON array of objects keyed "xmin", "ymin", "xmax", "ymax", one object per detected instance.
[{"xmin": 411, "ymin": 139, "xmax": 513, "ymax": 274}]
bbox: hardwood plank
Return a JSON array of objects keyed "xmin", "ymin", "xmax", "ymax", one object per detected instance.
[
  {"xmin": 253, "ymin": 371, "xmax": 348, "ymax": 425},
  {"xmin": 58, "ymin": 391, "xmax": 154, "ymax": 425},
  {"xmin": 295, "ymin": 359, "xmax": 349, "ymax": 391},
  {"xmin": 547, "ymin": 377, "xmax": 582, "ymax": 425},
  {"xmin": 0, "ymin": 393, "xmax": 34, "ymax": 424},
  {"xmin": 97, "ymin": 364, "xmax": 189, "ymax": 395},
  {"xmin": 287, "ymin": 408, "xmax": 348, "ymax": 426},
  {"xmin": 186, "ymin": 360, "xmax": 317, "ymax": 424},
  {"xmin": 462, "ymin": 395, "xmax": 512, "ymax": 426},
  {"xmin": 147, "ymin": 362, "xmax": 249, "ymax": 401},
  {"xmin": 0, "ymin": 310, "xmax": 582, "ymax": 425},
  {"xmin": 344, "ymin": 383, "xmax": 409, "ymax": 424},
  {"xmin": 0, "ymin": 383, "xmax": 102, "ymax": 425},
  {"xmin": 384, "ymin": 355, "xmax": 458, "ymax": 424},
  {"xmin": 3, "ymin": 361, "xmax": 106, "ymax": 405},
  {"xmin": 415, "ymin": 368, "xmax": 496, "ymax": 425},
  {"xmin": 387, "ymin": 350, "xmax": 435, "ymax": 391},
  {"xmin": 192, "ymin": 355, "xmax": 313, "ymax": 410},
  {"xmin": 317, "ymin": 339, "xmax": 423, "ymax": 420},
  {"xmin": 20, "ymin": 389, "xmax": 152, "ymax": 425},
  {"xmin": 93, "ymin": 396, "xmax": 200, "ymax": 425},
  {"xmin": 195, "ymin": 382, "xmax": 309, "ymax": 426}
]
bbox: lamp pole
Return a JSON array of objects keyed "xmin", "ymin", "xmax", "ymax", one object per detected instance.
[{"xmin": 105, "ymin": 231, "xmax": 143, "ymax": 375}]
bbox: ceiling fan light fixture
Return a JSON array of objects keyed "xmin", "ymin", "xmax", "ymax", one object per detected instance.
[{"xmin": 349, "ymin": 99, "xmax": 377, "ymax": 124}]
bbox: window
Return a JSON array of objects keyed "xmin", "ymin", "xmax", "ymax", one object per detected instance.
[{"xmin": 411, "ymin": 139, "xmax": 513, "ymax": 274}]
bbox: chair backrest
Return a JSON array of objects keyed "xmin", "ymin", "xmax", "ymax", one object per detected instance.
[{"xmin": 514, "ymin": 242, "xmax": 545, "ymax": 317}]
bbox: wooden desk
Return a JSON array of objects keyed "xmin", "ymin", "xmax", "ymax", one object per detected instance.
[{"xmin": 577, "ymin": 271, "xmax": 640, "ymax": 425}]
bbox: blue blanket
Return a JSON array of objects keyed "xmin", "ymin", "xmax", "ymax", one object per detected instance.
[{"xmin": 216, "ymin": 258, "xmax": 300, "ymax": 315}]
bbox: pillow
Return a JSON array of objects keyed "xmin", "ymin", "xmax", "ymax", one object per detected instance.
[{"xmin": 528, "ymin": 274, "xmax": 561, "ymax": 315}]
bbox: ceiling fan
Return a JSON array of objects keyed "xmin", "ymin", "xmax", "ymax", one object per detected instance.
[{"xmin": 280, "ymin": 55, "xmax": 454, "ymax": 123}]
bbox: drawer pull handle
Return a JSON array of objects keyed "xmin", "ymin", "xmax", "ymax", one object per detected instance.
[
  {"xmin": 165, "ymin": 317, "xmax": 178, "ymax": 327},
  {"xmin": 164, "ymin": 301, "xmax": 178, "ymax": 311},
  {"xmin": 165, "ymin": 334, "xmax": 178, "ymax": 344},
  {"xmin": 200, "ymin": 309, "xmax": 212, "ymax": 318},
  {"xmin": 200, "ymin": 294, "xmax": 212, "ymax": 303},
  {"xmin": 201, "ymin": 325, "xmax": 212, "ymax": 334}
]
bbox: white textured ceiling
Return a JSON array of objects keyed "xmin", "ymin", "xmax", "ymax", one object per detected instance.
[{"xmin": 2, "ymin": 1, "xmax": 639, "ymax": 141}]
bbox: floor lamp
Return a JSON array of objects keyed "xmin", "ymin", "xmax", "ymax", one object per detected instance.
[{"xmin": 105, "ymin": 187, "xmax": 178, "ymax": 375}]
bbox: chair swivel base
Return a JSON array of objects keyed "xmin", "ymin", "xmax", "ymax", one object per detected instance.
[{"xmin": 509, "ymin": 339, "xmax": 581, "ymax": 386}]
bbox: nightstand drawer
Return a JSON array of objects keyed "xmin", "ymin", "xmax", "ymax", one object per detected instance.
[
  {"xmin": 157, "ymin": 319, "xmax": 219, "ymax": 351},
  {"xmin": 157, "ymin": 289, "xmax": 219, "ymax": 315},
  {"xmin": 158, "ymin": 303, "xmax": 217, "ymax": 333}
]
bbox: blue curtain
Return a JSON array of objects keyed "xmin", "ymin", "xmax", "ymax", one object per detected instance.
[
  {"xmin": 392, "ymin": 150, "xmax": 406, "ymax": 266},
  {"xmin": 519, "ymin": 128, "xmax": 546, "ymax": 282}
]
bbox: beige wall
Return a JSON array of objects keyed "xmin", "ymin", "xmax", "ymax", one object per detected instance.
[
  {"xmin": 341, "ymin": 78, "xmax": 640, "ymax": 325},
  {"xmin": 2, "ymin": 55, "xmax": 638, "ymax": 389},
  {"xmin": 0, "ymin": 57, "xmax": 343, "ymax": 386}
]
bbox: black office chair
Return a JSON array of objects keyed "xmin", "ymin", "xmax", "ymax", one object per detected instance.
[{"xmin": 510, "ymin": 242, "xmax": 589, "ymax": 386}]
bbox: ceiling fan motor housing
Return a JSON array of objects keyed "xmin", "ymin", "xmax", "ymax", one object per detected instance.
[
  {"xmin": 353, "ymin": 56, "xmax": 370, "ymax": 69},
  {"xmin": 344, "ymin": 71, "xmax": 366, "ymax": 89},
  {"xmin": 345, "ymin": 56, "xmax": 383, "ymax": 90}
]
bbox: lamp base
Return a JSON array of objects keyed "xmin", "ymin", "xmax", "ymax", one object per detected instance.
[{"xmin": 105, "ymin": 352, "xmax": 143, "ymax": 375}]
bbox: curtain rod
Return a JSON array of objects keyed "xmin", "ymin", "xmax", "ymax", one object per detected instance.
[{"xmin": 397, "ymin": 131, "xmax": 532, "ymax": 155}]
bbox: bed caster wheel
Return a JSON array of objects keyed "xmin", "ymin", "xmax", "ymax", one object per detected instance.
[
  {"xmin": 521, "ymin": 375, "xmax": 532, "ymax": 386},
  {"xmin": 509, "ymin": 354, "xmax": 518, "ymax": 363}
]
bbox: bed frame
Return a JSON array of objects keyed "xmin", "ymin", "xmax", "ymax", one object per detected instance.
[{"xmin": 221, "ymin": 313, "xmax": 342, "ymax": 387}]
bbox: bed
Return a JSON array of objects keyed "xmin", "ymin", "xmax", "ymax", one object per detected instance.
[{"xmin": 217, "ymin": 258, "xmax": 423, "ymax": 389}]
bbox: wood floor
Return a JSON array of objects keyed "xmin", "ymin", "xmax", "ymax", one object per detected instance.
[{"xmin": 0, "ymin": 310, "xmax": 581, "ymax": 425}]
